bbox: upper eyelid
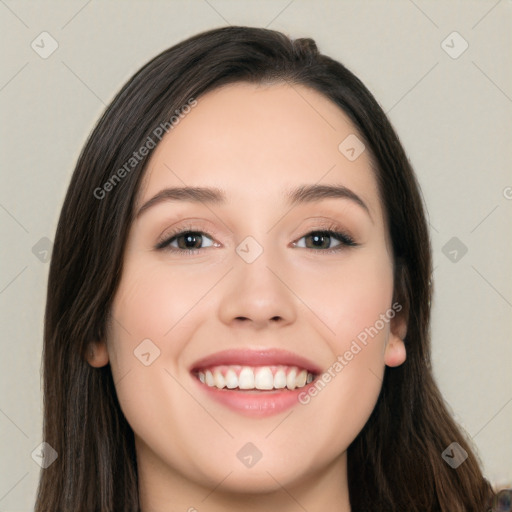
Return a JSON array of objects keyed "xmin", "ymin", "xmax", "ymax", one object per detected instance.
[
  {"xmin": 159, "ymin": 217, "xmax": 353, "ymax": 237},
  {"xmin": 160, "ymin": 223, "xmax": 351, "ymax": 241}
]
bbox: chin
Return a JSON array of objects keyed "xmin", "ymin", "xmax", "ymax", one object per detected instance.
[{"xmin": 212, "ymin": 466, "xmax": 304, "ymax": 494}]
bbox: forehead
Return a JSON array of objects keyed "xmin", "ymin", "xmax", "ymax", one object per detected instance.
[{"xmin": 137, "ymin": 82, "xmax": 382, "ymax": 222}]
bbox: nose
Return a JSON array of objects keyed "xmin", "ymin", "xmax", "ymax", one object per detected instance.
[{"xmin": 217, "ymin": 246, "xmax": 297, "ymax": 331}]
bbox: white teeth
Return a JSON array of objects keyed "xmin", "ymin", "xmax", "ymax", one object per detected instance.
[
  {"xmin": 296, "ymin": 369, "xmax": 307, "ymax": 388},
  {"xmin": 286, "ymin": 368, "xmax": 297, "ymax": 390},
  {"xmin": 225, "ymin": 368, "xmax": 238, "ymax": 389},
  {"xmin": 196, "ymin": 365, "xmax": 315, "ymax": 391},
  {"xmin": 213, "ymin": 369, "xmax": 225, "ymax": 388},
  {"xmin": 273, "ymin": 368, "xmax": 287, "ymax": 389},
  {"xmin": 254, "ymin": 367, "xmax": 274, "ymax": 390},
  {"xmin": 205, "ymin": 370, "xmax": 215, "ymax": 387},
  {"xmin": 239, "ymin": 367, "xmax": 255, "ymax": 389}
]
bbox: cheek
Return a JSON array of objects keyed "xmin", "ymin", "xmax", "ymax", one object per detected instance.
[
  {"xmin": 106, "ymin": 256, "xmax": 226, "ymax": 419},
  {"xmin": 299, "ymin": 247, "xmax": 394, "ymax": 350},
  {"xmin": 280, "ymin": 249, "xmax": 394, "ymax": 452},
  {"xmin": 109, "ymin": 258, "xmax": 211, "ymax": 358},
  {"xmin": 104, "ymin": 259, "xmax": 190, "ymax": 409},
  {"xmin": 106, "ymin": 260, "xmax": 212, "ymax": 476}
]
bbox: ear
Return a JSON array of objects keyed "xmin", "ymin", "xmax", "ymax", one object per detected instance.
[
  {"xmin": 384, "ymin": 313, "xmax": 407, "ymax": 368},
  {"xmin": 86, "ymin": 340, "xmax": 109, "ymax": 368}
]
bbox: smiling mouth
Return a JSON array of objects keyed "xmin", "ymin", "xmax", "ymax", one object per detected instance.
[{"xmin": 193, "ymin": 365, "xmax": 316, "ymax": 392}]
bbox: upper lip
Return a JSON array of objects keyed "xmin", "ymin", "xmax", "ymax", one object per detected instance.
[{"xmin": 190, "ymin": 348, "xmax": 322, "ymax": 374}]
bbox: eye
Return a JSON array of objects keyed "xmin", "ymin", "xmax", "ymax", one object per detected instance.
[
  {"xmin": 155, "ymin": 223, "xmax": 358, "ymax": 255},
  {"xmin": 293, "ymin": 229, "xmax": 357, "ymax": 253},
  {"xmin": 156, "ymin": 230, "xmax": 216, "ymax": 253}
]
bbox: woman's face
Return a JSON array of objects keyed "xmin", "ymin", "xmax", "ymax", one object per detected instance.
[{"xmin": 89, "ymin": 82, "xmax": 406, "ymax": 501}]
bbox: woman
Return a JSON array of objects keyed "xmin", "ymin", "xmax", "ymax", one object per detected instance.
[{"xmin": 35, "ymin": 26, "xmax": 494, "ymax": 511}]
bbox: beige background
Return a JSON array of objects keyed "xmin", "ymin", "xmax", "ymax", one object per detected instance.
[{"xmin": 1, "ymin": 0, "xmax": 511, "ymax": 509}]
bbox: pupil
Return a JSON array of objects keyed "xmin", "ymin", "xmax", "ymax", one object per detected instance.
[
  {"xmin": 310, "ymin": 233, "xmax": 328, "ymax": 248},
  {"xmin": 182, "ymin": 233, "xmax": 201, "ymax": 249}
]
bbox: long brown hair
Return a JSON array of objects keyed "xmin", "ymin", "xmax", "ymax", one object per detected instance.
[{"xmin": 36, "ymin": 26, "xmax": 494, "ymax": 511}]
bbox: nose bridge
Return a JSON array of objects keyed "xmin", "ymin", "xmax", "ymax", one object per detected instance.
[{"xmin": 228, "ymin": 199, "xmax": 282, "ymax": 276}]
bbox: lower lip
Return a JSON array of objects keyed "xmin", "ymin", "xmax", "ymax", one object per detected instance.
[{"xmin": 192, "ymin": 376, "xmax": 314, "ymax": 417}]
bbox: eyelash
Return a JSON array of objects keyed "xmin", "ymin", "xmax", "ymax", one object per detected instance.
[{"xmin": 155, "ymin": 222, "xmax": 358, "ymax": 255}]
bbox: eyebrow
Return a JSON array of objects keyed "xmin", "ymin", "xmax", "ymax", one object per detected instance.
[{"xmin": 136, "ymin": 184, "xmax": 373, "ymax": 221}]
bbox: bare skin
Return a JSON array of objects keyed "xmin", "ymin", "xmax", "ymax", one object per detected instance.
[{"xmin": 88, "ymin": 82, "xmax": 407, "ymax": 512}]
